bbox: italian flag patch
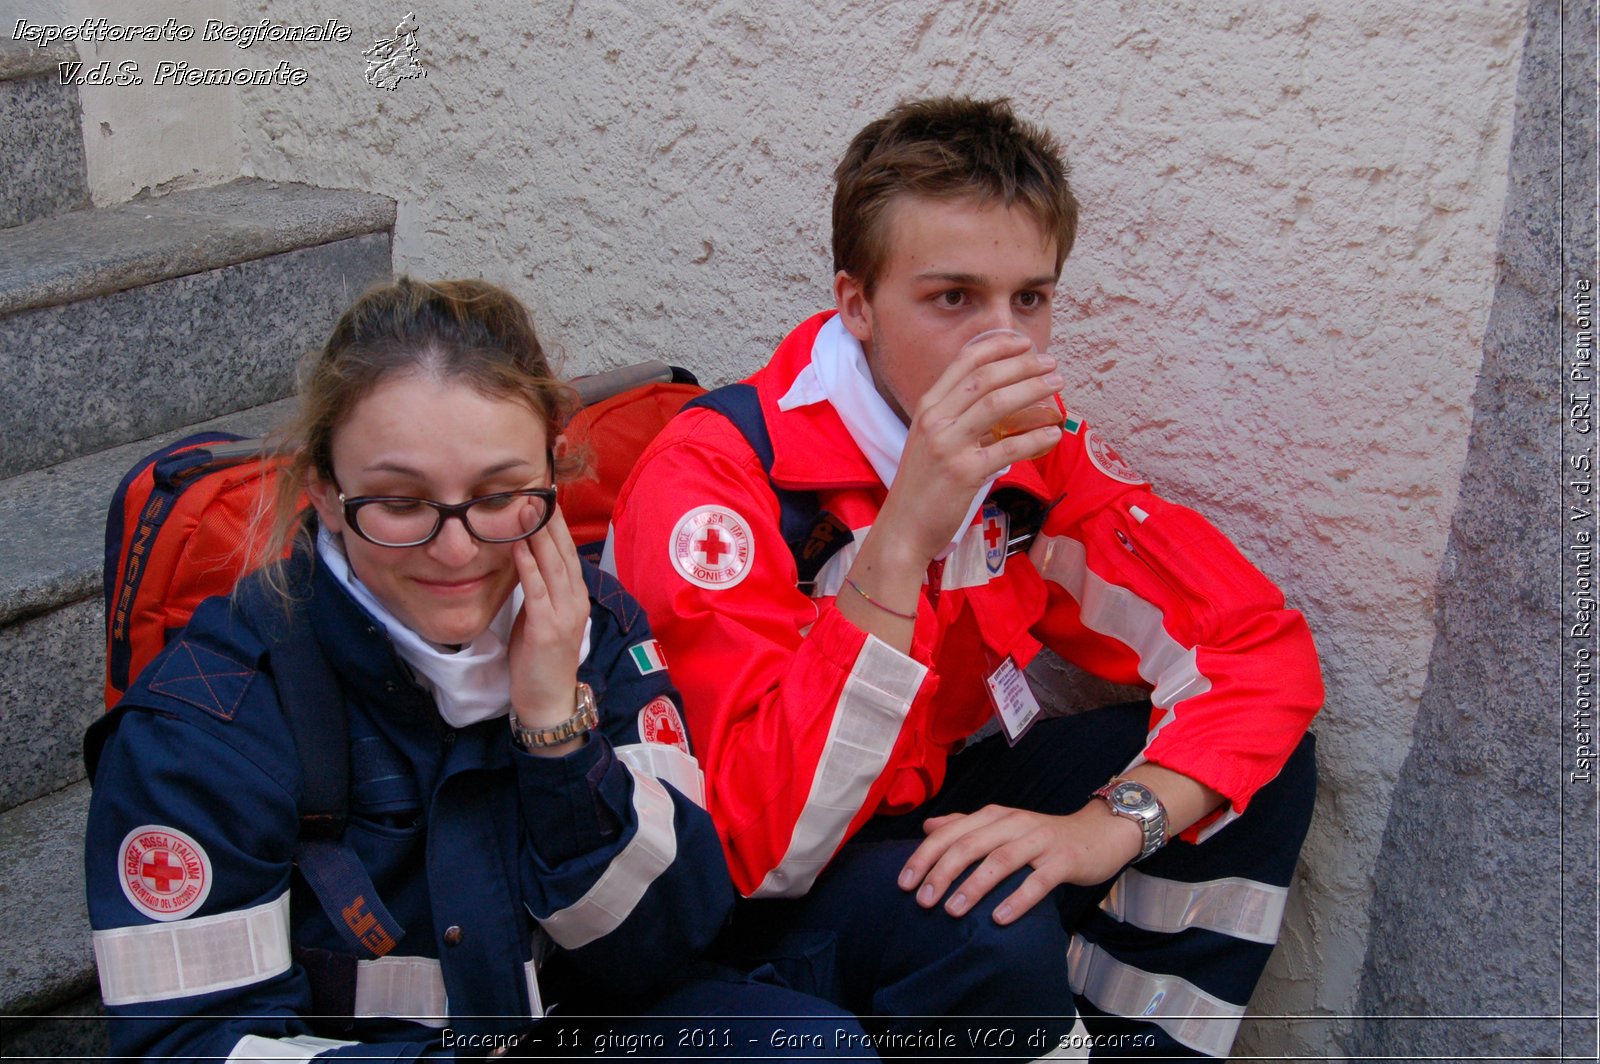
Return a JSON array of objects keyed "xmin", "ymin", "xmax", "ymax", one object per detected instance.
[
  {"xmin": 1062, "ymin": 410, "xmax": 1084, "ymax": 435},
  {"xmin": 629, "ymin": 640, "xmax": 668, "ymax": 675}
]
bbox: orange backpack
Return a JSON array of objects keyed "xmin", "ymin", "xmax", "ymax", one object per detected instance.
[{"xmin": 102, "ymin": 363, "xmax": 702, "ymax": 709}]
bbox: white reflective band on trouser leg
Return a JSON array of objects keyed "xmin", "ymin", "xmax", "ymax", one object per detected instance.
[
  {"xmin": 616, "ymin": 742, "xmax": 707, "ymax": 808},
  {"xmin": 227, "ymin": 1034, "xmax": 359, "ymax": 1061},
  {"xmin": 94, "ymin": 892, "xmax": 291, "ymax": 1006},
  {"xmin": 351, "ymin": 948, "xmax": 543, "ymax": 1025},
  {"xmin": 1032, "ymin": 1016, "xmax": 1091, "ymax": 1061},
  {"xmin": 354, "ymin": 955, "xmax": 448, "ymax": 1028},
  {"xmin": 753, "ymin": 634, "xmax": 926, "ymax": 899},
  {"xmin": 1067, "ymin": 935, "xmax": 1244, "ymax": 1059},
  {"xmin": 1099, "ymin": 867, "xmax": 1288, "ymax": 945},
  {"xmin": 538, "ymin": 768, "xmax": 678, "ymax": 949}
]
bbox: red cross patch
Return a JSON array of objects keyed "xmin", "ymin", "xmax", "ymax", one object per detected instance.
[
  {"xmin": 981, "ymin": 503, "xmax": 1008, "ymax": 576},
  {"xmin": 1084, "ymin": 428, "xmax": 1147, "ymax": 486},
  {"xmin": 118, "ymin": 825, "xmax": 212, "ymax": 921},
  {"xmin": 670, "ymin": 506, "xmax": 755, "ymax": 590},
  {"xmin": 639, "ymin": 696, "xmax": 691, "ymax": 754}
]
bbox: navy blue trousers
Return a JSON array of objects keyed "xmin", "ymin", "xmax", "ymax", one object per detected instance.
[
  {"xmin": 513, "ymin": 963, "xmax": 876, "ymax": 1058},
  {"xmin": 723, "ymin": 702, "xmax": 1317, "ymax": 1060}
]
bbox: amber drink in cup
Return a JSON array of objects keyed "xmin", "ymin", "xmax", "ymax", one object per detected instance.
[{"xmin": 967, "ymin": 328, "xmax": 1069, "ymax": 460}]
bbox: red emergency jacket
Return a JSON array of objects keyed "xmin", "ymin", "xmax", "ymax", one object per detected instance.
[{"xmin": 610, "ymin": 311, "xmax": 1323, "ymax": 899}]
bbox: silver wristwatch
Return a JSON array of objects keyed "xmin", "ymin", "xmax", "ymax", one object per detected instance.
[
  {"xmin": 510, "ymin": 683, "xmax": 599, "ymax": 751},
  {"xmin": 1092, "ymin": 778, "xmax": 1169, "ymax": 862}
]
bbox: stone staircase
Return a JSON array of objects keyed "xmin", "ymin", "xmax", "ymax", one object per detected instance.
[{"xmin": 0, "ymin": 38, "xmax": 394, "ymax": 1059}]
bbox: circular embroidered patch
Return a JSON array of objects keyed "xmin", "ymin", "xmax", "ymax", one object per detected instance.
[
  {"xmin": 1084, "ymin": 427, "xmax": 1146, "ymax": 485},
  {"xmin": 640, "ymin": 696, "xmax": 691, "ymax": 753},
  {"xmin": 118, "ymin": 825, "xmax": 212, "ymax": 921},
  {"xmin": 670, "ymin": 506, "xmax": 755, "ymax": 590}
]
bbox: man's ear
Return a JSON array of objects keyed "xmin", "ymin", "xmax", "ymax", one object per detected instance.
[{"xmin": 833, "ymin": 270, "xmax": 874, "ymax": 346}]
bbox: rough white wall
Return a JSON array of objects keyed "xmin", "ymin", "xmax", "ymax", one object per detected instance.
[
  {"xmin": 32, "ymin": 0, "xmax": 1523, "ymax": 1055},
  {"xmin": 0, "ymin": 0, "xmax": 242, "ymax": 201}
]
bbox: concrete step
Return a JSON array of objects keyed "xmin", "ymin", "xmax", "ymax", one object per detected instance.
[
  {"xmin": 0, "ymin": 398, "xmax": 296, "ymax": 814},
  {"xmin": 0, "ymin": 40, "xmax": 90, "ymax": 229},
  {"xmin": 0, "ymin": 779, "xmax": 105, "ymax": 1063},
  {"xmin": 0, "ymin": 178, "xmax": 394, "ymax": 478}
]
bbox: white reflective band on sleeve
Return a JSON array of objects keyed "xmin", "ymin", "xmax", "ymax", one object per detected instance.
[
  {"xmin": 1099, "ymin": 866, "xmax": 1287, "ymax": 945},
  {"xmin": 599, "ymin": 523, "xmax": 619, "ymax": 576},
  {"xmin": 1066, "ymin": 935, "xmax": 1243, "ymax": 1058},
  {"xmin": 538, "ymin": 768, "xmax": 678, "ymax": 949},
  {"xmin": 1029, "ymin": 535, "xmax": 1212, "ymax": 710},
  {"xmin": 1031, "ymin": 533, "xmax": 1242, "ymax": 829},
  {"xmin": 94, "ymin": 891, "xmax": 291, "ymax": 1006},
  {"xmin": 227, "ymin": 1033, "xmax": 358, "ymax": 1061},
  {"xmin": 617, "ymin": 742, "xmax": 706, "ymax": 808},
  {"xmin": 754, "ymin": 634, "xmax": 925, "ymax": 899},
  {"xmin": 354, "ymin": 954, "xmax": 448, "ymax": 1028}
]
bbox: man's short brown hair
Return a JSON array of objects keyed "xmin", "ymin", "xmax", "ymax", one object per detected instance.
[{"xmin": 831, "ymin": 96, "xmax": 1079, "ymax": 295}]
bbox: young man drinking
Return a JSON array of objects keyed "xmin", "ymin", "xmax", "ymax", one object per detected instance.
[{"xmin": 607, "ymin": 96, "xmax": 1321, "ymax": 1060}]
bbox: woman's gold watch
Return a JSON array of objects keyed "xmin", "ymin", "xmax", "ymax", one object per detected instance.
[{"xmin": 509, "ymin": 683, "xmax": 598, "ymax": 751}]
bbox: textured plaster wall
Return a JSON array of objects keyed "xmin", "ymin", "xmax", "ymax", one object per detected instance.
[{"xmin": 14, "ymin": 0, "xmax": 1527, "ymax": 1056}]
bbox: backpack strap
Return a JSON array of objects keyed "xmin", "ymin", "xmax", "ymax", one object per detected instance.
[
  {"xmin": 251, "ymin": 577, "xmax": 408, "ymax": 959},
  {"xmin": 267, "ymin": 602, "xmax": 350, "ymax": 840},
  {"xmin": 682, "ymin": 385, "xmax": 853, "ymax": 593}
]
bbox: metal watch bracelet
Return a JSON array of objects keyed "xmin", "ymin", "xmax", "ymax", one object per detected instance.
[
  {"xmin": 1092, "ymin": 777, "xmax": 1169, "ymax": 863},
  {"xmin": 509, "ymin": 682, "xmax": 598, "ymax": 750}
]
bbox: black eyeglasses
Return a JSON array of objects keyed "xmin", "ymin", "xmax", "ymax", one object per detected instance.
[{"xmin": 336, "ymin": 484, "xmax": 558, "ymax": 548}]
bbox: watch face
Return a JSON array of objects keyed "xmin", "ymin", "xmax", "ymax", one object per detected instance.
[{"xmin": 1111, "ymin": 781, "xmax": 1155, "ymax": 811}]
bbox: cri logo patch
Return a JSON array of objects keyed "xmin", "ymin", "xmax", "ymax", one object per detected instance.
[
  {"xmin": 670, "ymin": 506, "xmax": 755, "ymax": 590},
  {"xmin": 118, "ymin": 825, "xmax": 212, "ymax": 921},
  {"xmin": 640, "ymin": 696, "xmax": 691, "ymax": 754}
]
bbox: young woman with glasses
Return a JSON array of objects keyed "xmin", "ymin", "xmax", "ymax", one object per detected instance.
[{"xmin": 83, "ymin": 278, "xmax": 870, "ymax": 1061}]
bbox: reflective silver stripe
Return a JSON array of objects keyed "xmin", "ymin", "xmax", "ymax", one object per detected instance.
[
  {"xmin": 1066, "ymin": 935, "xmax": 1243, "ymax": 1058},
  {"xmin": 1034, "ymin": 1016, "xmax": 1091, "ymax": 1061},
  {"xmin": 617, "ymin": 741, "xmax": 706, "ymax": 808},
  {"xmin": 1099, "ymin": 866, "xmax": 1287, "ymax": 945},
  {"xmin": 525, "ymin": 954, "xmax": 545, "ymax": 1018},
  {"xmin": 1029, "ymin": 535, "xmax": 1212, "ymax": 710},
  {"xmin": 811, "ymin": 535, "xmax": 864, "ymax": 598},
  {"xmin": 940, "ymin": 516, "xmax": 1002, "ymax": 590},
  {"xmin": 94, "ymin": 891, "xmax": 291, "ymax": 1006},
  {"xmin": 350, "ymin": 946, "xmax": 543, "ymax": 1025},
  {"xmin": 1030, "ymin": 533, "xmax": 1244, "ymax": 836},
  {"xmin": 753, "ymin": 634, "xmax": 925, "ymax": 898},
  {"xmin": 599, "ymin": 523, "xmax": 619, "ymax": 576},
  {"xmin": 354, "ymin": 955, "xmax": 448, "ymax": 1028},
  {"xmin": 538, "ymin": 767, "xmax": 678, "ymax": 948},
  {"xmin": 228, "ymin": 1034, "xmax": 359, "ymax": 1061}
]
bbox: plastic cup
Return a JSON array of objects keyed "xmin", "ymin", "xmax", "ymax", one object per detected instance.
[{"xmin": 965, "ymin": 329, "xmax": 1068, "ymax": 459}]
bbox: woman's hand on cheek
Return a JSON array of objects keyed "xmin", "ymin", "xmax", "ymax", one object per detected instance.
[{"xmin": 509, "ymin": 506, "xmax": 590, "ymax": 728}]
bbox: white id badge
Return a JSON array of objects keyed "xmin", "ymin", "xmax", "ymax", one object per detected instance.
[{"xmin": 985, "ymin": 656, "xmax": 1042, "ymax": 745}]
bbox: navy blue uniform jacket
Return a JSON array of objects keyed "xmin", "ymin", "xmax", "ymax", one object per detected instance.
[{"xmin": 84, "ymin": 545, "xmax": 731, "ymax": 1060}]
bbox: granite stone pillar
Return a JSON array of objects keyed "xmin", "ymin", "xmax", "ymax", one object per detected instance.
[{"xmin": 1351, "ymin": 0, "xmax": 1597, "ymax": 1058}]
